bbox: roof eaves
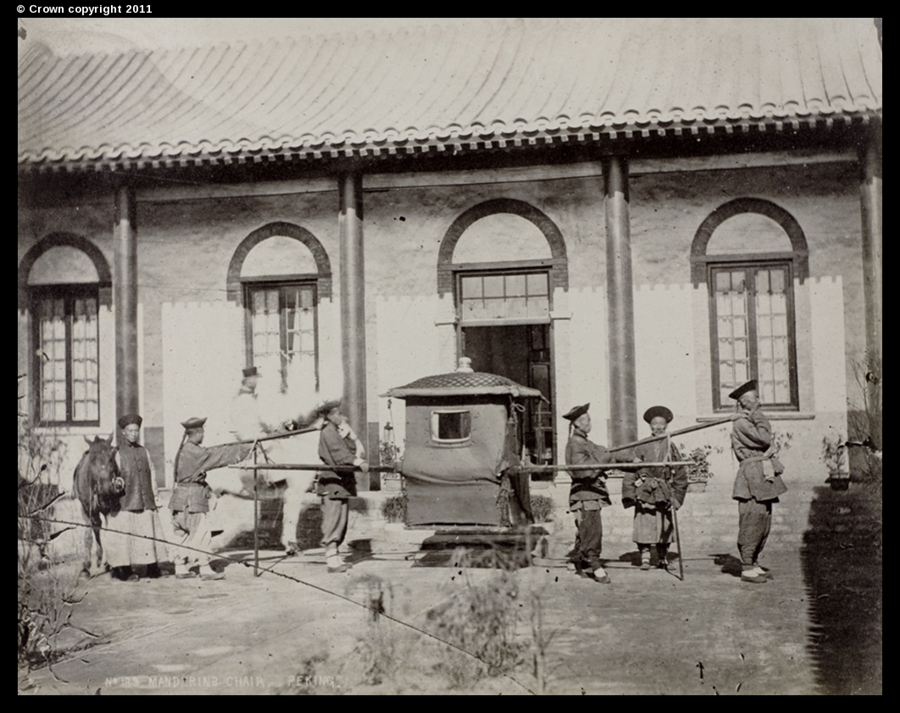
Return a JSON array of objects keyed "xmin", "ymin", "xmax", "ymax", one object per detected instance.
[{"xmin": 18, "ymin": 107, "xmax": 882, "ymax": 174}]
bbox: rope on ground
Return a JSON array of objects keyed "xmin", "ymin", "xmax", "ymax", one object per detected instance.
[{"xmin": 22, "ymin": 514, "xmax": 537, "ymax": 695}]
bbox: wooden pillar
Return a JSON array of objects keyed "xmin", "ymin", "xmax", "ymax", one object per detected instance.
[
  {"xmin": 338, "ymin": 172, "xmax": 369, "ymax": 489},
  {"xmin": 114, "ymin": 184, "xmax": 139, "ymax": 421},
  {"xmin": 603, "ymin": 156, "xmax": 638, "ymax": 446},
  {"xmin": 859, "ymin": 119, "xmax": 882, "ymax": 447}
]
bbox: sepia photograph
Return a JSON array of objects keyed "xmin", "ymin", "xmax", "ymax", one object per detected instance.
[{"xmin": 17, "ymin": 16, "xmax": 882, "ymax": 695}]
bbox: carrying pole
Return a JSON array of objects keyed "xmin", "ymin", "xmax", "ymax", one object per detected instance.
[
  {"xmin": 671, "ymin": 500, "xmax": 684, "ymax": 582},
  {"xmin": 664, "ymin": 435, "xmax": 685, "ymax": 582},
  {"xmin": 208, "ymin": 425, "xmax": 319, "ymax": 449},
  {"xmin": 607, "ymin": 417, "xmax": 732, "ymax": 454},
  {"xmin": 252, "ymin": 445, "xmax": 259, "ymax": 577}
]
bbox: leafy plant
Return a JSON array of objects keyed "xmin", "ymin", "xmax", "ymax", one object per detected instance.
[
  {"xmin": 530, "ymin": 495, "xmax": 554, "ymax": 523},
  {"xmin": 679, "ymin": 444, "xmax": 715, "ymax": 483},
  {"xmin": 381, "ymin": 493, "xmax": 408, "ymax": 524},
  {"xmin": 822, "ymin": 434, "xmax": 848, "ymax": 476}
]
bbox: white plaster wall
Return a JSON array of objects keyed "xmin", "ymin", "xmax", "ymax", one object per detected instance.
[
  {"xmin": 161, "ymin": 301, "xmax": 244, "ymax": 488},
  {"xmin": 565, "ymin": 286, "xmax": 609, "ymax": 443},
  {"xmin": 374, "ymin": 293, "xmax": 447, "ymax": 455},
  {"xmin": 634, "ymin": 283, "xmax": 697, "ymax": 427}
]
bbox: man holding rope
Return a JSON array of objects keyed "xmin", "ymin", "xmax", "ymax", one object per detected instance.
[{"xmin": 728, "ymin": 380, "xmax": 787, "ymax": 584}]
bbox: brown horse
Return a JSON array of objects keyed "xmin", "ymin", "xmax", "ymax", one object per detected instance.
[{"xmin": 72, "ymin": 435, "xmax": 124, "ymax": 575}]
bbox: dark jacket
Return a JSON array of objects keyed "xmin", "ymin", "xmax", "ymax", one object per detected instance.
[
  {"xmin": 731, "ymin": 405, "xmax": 788, "ymax": 502},
  {"xmin": 115, "ymin": 441, "xmax": 155, "ymax": 512},
  {"xmin": 317, "ymin": 421, "xmax": 360, "ymax": 499},
  {"xmin": 168, "ymin": 441, "xmax": 251, "ymax": 513},
  {"xmin": 622, "ymin": 439, "xmax": 688, "ymax": 510},
  {"xmin": 565, "ymin": 430, "xmax": 613, "ymax": 506}
]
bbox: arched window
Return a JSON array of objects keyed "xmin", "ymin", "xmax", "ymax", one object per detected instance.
[
  {"xmin": 691, "ymin": 199, "xmax": 809, "ymax": 410},
  {"xmin": 19, "ymin": 234, "xmax": 111, "ymax": 425},
  {"xmin": 227, "ymin": 222, "xmax": 332, "ymax": 393},
  {"xmin": 437, "ymin": 198, "xmax": 568, "ymax": 466}
]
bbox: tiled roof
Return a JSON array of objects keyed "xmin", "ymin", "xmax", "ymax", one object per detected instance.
[
  {"xmin": 383, "ymin": 371, "xmax": 546, "ymax": 400},
  {"xmin": 18, "ymin": 18, "xmax": 882, "ymax": 172}
]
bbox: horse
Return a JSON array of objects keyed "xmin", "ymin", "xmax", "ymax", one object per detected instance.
[{"xmin": 72, "ymin": 434, "xmax": 124, "ymax": 576}]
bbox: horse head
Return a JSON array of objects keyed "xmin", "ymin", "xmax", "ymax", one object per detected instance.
[{"xmin": 75, "ymin": 434, "xmax": 124, "ymax": 515}]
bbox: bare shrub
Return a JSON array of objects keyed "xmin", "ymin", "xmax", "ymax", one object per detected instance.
[
  {"xmin": 18, "ymin": 419, "xmax": 87, "ymax": 669},
  {"xmin": 425, "ymin": 552, "xmax": 525, "ymax": 688}
]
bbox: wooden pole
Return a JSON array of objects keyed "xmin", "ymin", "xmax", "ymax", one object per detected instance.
[
  {"xmin": 607, "ymin": 417, "xmax": 732, "ymax": 453},
  {"xmin": 253, "ymin": 445, "xmax": 259, "ymax": 577},
  {"xmin": 207, "ymin": 425, "xmax": 319, "ymax": 449}
]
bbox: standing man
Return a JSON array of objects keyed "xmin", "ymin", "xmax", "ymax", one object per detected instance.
[
  {"xmin": 563, "ymin": 403, "xmax": 614, "ymax": 583},
  {"xmin": 168, "ymin": 417, "xmax": 251, "ymax": 580},
  {"xmin": 317, "ymin": 400, "xmax": 368, "ymax": 573},
  {"xmin": 729, "ymin": 380, "xmax": 787, "ymax": 584},
  {"xmin": 622, "ymin": 406, "xmax": 688, "ymax": 571},
  {"xmin": 105, "ymin": 414, "xmax": 168, "ymax": 580}
]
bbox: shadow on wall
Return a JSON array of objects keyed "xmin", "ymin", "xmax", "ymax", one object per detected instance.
[{"xmin": 800, "ymin": 483, "xmax": 882, "ymax": 694}]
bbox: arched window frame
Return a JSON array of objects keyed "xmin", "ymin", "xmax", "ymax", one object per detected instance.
[
  {"xmin": 19, "ymin": 233, "xmax": 111, "ymax": 426},
  {"xmin": 226, "ymin": 222, "xmax": 332, "ymax": 393},
  {"xmin": 437, "ymin": 198, "xmax": 568, "ymax": 468},
  {"xmin": 691, "ymin": 199, "xmax": 809, "ymax": 411}
]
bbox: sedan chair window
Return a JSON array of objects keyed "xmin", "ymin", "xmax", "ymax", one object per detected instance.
[{"xmin": 431, "ymin": 410, "xmax": 472, "ymax": 443}]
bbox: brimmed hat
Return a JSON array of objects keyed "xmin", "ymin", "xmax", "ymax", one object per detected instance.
[
  {"xmin": 643, "ymin": 405, "xmax": 673, "ymax": 424},
  {"xmin": 242, "ymin": 366, "xmax": 258, "ymax": 378},
  {"xmin": 117, "ymin": 413, "xmax": 143, "ymax": 429},
  {"xmin": 562, "ymin": 403, "xmax": 590, "ymax": 422},
  {"xmin": 181, "ymin": 416, "xmax": 208, "ymax": 430},
  {"xmin": 728, "ymin": 380, "xmax": 758, "ymax": 401},
  {"xmin": 316, "ymin": 399, "xmax": 342, "ymax": 416}
]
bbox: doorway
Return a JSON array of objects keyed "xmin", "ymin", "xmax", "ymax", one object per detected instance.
[{"xmin": 460, "ymin": 324, "xmax": 554, "ymax": 467}]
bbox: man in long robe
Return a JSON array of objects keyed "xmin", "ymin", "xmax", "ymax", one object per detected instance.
[
  {"xmin": 728, "ymin": 380, "xmax": 787, "ymax": 584},
  {"xmin": 622, "ymin": 406, "xmax": 688, "ymax": 571},
  {"xmin": 105, "ymin": 413, "xmax": 168, "ymax": 580},
  {"xmin": 168, "ymin": 417, "xmax": 251, "ymax": 580},
  {"xmin": 563, "ymin": 403, "xmax": 613, "ymax": 583}
]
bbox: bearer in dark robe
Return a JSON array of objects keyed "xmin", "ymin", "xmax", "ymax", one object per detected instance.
[
  {"xmin": 317, "ymin": 400, "xmax": 369, "ymax": 573},
  {"xmin": 728, "ymin": 380, "xmax": 787, "ymax": 584},
  {"xmin": 563, "ymin": 403, "xmax": 614, "ymax": 583},
  {"xmin": 622, "ymin": 406, "xmax": 688, "ymax": 571}
]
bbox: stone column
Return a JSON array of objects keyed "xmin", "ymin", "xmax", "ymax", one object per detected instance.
[
  {"xmin": 859, "ymin": 119, "xmax": 882, "ymax": 448},
  {"xmin": 603, "ymin": 156, "xmax": 638, "ymax": 446},
  {"xmin": 114, "ymin": 184, "xmax": 139, "ymax": 421},
  {"xmin": 338, "ymin": 172, "xmax": 369, "ymax": 489}
]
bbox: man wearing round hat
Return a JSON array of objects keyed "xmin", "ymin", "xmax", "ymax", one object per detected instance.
[
  {"xmin": 622, "ymin": 406, "xmax": 689, "ymax": 571},
  {"xmin": 104, "ymin": 414, "xmax": 168, "ymax": 580},
  {"xmin": 168, "ymin": 417, "xmax": 252, "ymax": 580},
  {"xmin": 728, "ymin": 380, "xmax": 787, "ymax": 584},
  {"xmin": 317, "ymin": 400, "xmax": 368, "ymax": 573},
  {"xmin": 563, "ymin": 403, "xmax": 614, "ymax": 583}
]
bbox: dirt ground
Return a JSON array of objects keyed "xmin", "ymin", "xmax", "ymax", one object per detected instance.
[{"xmin": 18, "ymin": 483, "xmax": 881, "ymax": 696}]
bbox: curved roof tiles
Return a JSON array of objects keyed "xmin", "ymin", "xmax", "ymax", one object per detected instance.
[
  {"xmin": 18, "ymin": 18, "xmax": 882, "ymax": 172},
  {"xmin": 383, "ymin": 371, "xmax": 546, "ymax": 400}
]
